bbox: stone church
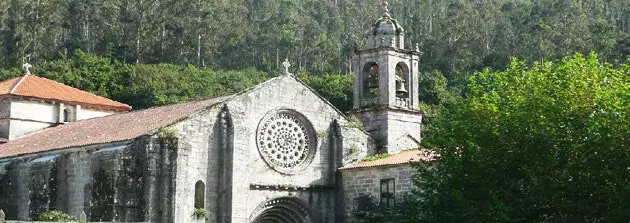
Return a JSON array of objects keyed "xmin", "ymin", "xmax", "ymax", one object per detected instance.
[{"xmin": 0, "ymin": 2, "xmax": 432, "ymax": 223}]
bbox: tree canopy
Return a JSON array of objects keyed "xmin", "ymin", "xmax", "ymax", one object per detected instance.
[
  {"xmin": 409, "ymin": 53, "xmax": 630, "ymax": 222},
  {"xmin": 0, "ymin": 0, "xmax": 628, "ymax": 77}
]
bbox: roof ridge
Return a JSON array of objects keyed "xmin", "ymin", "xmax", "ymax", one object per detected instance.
[
  {"xmin": 10, "ymin": 74, "xmax": 132, "ymax": 110},
  {"xmin": 9, "ymin": 75, "xmax": 28, "ymax": 94},
  {"xmin": 32, "ymin": 75, "xmax": 121, "ymax": 103}
]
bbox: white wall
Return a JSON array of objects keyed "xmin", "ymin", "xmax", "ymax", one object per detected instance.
[
  {"xmin": 3, "ymin": 99, "xmax": 115, "ymax": 139},
  {"xmin": 76, "ymin": 108, "xmax": 113, "ymax": 120},
  {"xmin": 10, "ymin": 100, "xmax": 57, "ymax": 123},
  {"xmin": 9, "ymin": 119, "xmax": 52, "ymax": 139}
]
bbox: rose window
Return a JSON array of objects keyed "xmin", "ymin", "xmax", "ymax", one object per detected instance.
[{"xmin": 257, "ymin": 110, "xmax": 316, "ymax": 174}]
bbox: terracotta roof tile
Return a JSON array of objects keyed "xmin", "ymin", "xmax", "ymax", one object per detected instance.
[
  {"xmin": 0, "ymin": 74, "xmax": 131, "ymax": 111},
  {"xmin": 339, "ymin": 149, "xmax": 436, "ymax": 170},
  {"xmin": 0, "ymin": 96, "xmax": 230, "ymax": 159}
]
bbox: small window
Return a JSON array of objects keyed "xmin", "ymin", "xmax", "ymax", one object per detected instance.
[
  {"xmin": 194, "ymin": 180, "xmax": 205, "ymax": 208},
  {"xmin": 362, "ymin": 62, "xmax": 380, "ymax": 106},
  {"xmin": 63, "ymin": 108, "xmax": 71, "ymax": 122},
  {"xmin": 380, "ymin": 178, "xmax": 395, "ymax": 209}
]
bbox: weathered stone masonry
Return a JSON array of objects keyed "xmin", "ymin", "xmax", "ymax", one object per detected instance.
[
  {"xmin": 0, "ymin": 136, "xmax": 177, "ymax": 222},
  {"xmin": 341, "ymin": 164, "xmax": 417, "ymax": 222}
]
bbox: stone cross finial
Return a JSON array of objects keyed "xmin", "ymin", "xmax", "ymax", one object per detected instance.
[
  {"xmin": 382, "ymin": 0, "xmax": 389, "ymax": 13},
  {"xmin": 22, "ymin": 56, "xmax": 32, "ymax": 75},
  {"xmin": 282, "ymin": 58, "xmax": 291, "ymax": 75}
]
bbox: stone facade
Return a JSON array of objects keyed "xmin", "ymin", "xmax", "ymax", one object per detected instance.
[
  {"xmin": 223, "ymin": 77, "xmax": 374, "ymax": 223},
  {"xmin": 341, "ymin": 164, "xmax": 417, "ymax": 222},
  {"xmin": 155, "ymin": 76, "xmax": 376, "ymax": 223},
  {"xmin": 0, "ymin": 137, "xmax": 177, "ymax": 222}
]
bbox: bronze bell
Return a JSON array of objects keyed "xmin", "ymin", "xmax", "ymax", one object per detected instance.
[{"xmin": 396, "ymin": 79, "xmax": 408, "ymax": 96}]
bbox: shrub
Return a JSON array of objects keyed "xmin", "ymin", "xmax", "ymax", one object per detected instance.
[
  {"xmin": 39, "ymin": 210, "xmax": 77, "ymax": 222},
  {"xmin": 362, "ymin": 153, "xmax": 391, "ymax": 162},
  {"xmin": 193, "ymin": 208, "xmax": 209, "ymax": 219}
]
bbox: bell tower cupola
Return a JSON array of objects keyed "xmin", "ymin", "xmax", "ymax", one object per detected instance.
[
  {"xmin": 366, "ymin": 0, "xmax": 405, "ymax": 49},
  {"xmin": 349, "ymin": 0, "xmax": 423, "ymax": 155}
]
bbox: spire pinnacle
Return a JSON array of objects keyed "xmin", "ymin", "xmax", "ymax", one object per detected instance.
[
  {"xmin": 381, "ymin": 0, "xmax": 391, "ymax": 17},
  {"xmin": 382, "ymin": 0, "xmax": 389, "ymax": 12}
]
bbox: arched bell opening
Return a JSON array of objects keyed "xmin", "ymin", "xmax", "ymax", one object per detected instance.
[
  {"xmin": 395, "ymin": 62, "xmax": 410, "ymax": 99},
  {"xmin": 362, "ymin": 62, "xmax": 380, "ymax": 106},
  {"xmin": 249, "ymin": 197, "xmax": 319, "ymax": 223}
]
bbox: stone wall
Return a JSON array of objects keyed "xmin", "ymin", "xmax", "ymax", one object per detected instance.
[
  {"xmin": 0, "ymin": 136, "xmax": 177, "ymax": 222},
  {"xmin": 341, "ymin": 164, "xmax": 417, "ymax": 222},
  {"xmin": 170, "ymin": 105, "xmax": 222, "ymax": 223},
  {"xmin": 351, "ymin": 108, "xmax": 421, "ymax": 155},
  {"xmin": 224, "ymin": 76, "xmax": 375, "ymax": 223}
]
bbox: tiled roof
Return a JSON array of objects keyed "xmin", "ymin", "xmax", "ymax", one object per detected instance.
[
  {"xmin": 0, "ymin": 96, "xmax": 230, "ymax": 159},
  {"xmin": 0, "ymin": 74, "xmax": 131, "ymax": 111},
  {"xmin": 339, "ymin": 149, "xmax": 437, "ymax": 170}
]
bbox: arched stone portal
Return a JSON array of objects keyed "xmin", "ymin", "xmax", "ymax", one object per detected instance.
[{"xmin": 249, "ymin": 197, "xmax": 319, "ymax": 223}]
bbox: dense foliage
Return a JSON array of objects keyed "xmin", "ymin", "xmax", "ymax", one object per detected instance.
[
  {"xmin": 1, "ymin": 0, "xmax": 628, "ymax": 111},
  {"xmin": 0, "ymin": 0, "xmax": 628, "ymax": 77},
  {"xmin": 0, "ymin": 51, "xmax": 271, "ymax": 109},
  {"xmin": 298, "ymin": 73, "xmax": 353, "ymax": 111},
  {"xmin": 393, "ymin": 53, "xmax": 629, "ymax": 222}
]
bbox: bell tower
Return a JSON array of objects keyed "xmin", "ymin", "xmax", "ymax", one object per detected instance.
[{"xmin": 349, "ymin": 0, "xmax": 423, "ymax": 154}]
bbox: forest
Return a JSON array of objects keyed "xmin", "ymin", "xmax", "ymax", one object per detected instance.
[
  {"xmin": 1, "ymin": 0, "xmax": 629, "ymax": 75},
  {"xmin": 0, "ymin": 0, "xmax": 629, "ymax": 221},
  {"xmin": 0, "ymin": 0, "xmax": 629, "ymax": 109}
]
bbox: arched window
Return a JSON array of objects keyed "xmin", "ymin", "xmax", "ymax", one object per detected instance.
[
  {"xmin": 395, "ymin": 63, "xmax": 410, "ymax": 99},
  {"xmin": 194, "ymin": 181, "xmax": 205, "ymax": 209},
  {"xmin": 63, "ymin": 108, "xmax": 71, "ymax": 122},
  {"xmin": 362, "ymin": 62, "xmax": 379, "ymax": 106}
]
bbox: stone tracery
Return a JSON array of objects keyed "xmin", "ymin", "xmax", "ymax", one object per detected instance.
[{"xmin": 257, "ymin": 110, "xmax": 315, "ymax": 174}]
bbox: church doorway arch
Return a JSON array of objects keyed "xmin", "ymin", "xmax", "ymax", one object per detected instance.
[{"xmin": 249, "ymin": 197, "xmax": 319, "ymax": 223}]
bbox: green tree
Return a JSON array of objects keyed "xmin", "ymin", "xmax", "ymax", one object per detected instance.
[
  {"xmin": 415, "ymin": 53, "xmax": 630, "ymax": 222},
  {"xmin": 298, "ymin": 73, "xmax": 353, "ymax": 111},
  {"xmin": 35, "ymin": 50, "xmax": 130, "ymax": 98}
]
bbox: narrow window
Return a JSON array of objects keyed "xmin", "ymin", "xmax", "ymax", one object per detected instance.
[
  {"xmin": 380, "ymin": 178, "xmax": 395, "ymax": 209},
  {"xmin": 63, "ymin": 108, "xmax": 71, "ymax": 122},
  {"xmin": 194, "ymin": 180, "xmax": 205, "ymax": 209},
  {"xmin": 362, "ymin": 62, "xmax": 380, "ymax": 106},
  {"xmin": 366, "ymin": 63, "xmax": 379, "ymax": 98}
]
